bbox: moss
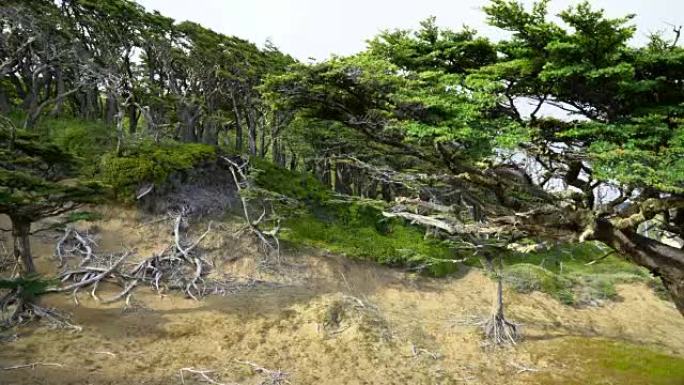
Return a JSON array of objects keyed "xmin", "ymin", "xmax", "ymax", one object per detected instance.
[
  {"xmin": 504, "ymin": 243, "xmax": 656, "ymax": 306},
  {"xmin": 252, "ymin": 159, "xmax": 455, "ymax": 276},
  {"xmin": 535, "ymin": 337, "xmax": 684, "ymax": 385},
  {"xmin": 506, "ymin": 264, "xmax": 571, "ymax": 298},
  {"xmin": 282, "ymin": 210, "xmax": 456, "ymax": 277},
  {"xmin": 100, "ymin": 140, "xmax": 216, "ymax": 199}
]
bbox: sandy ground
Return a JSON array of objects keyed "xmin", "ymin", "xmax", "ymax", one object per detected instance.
[{"xmin": 1, "ymin": 207, "xmax": 683, "ymax": 385}]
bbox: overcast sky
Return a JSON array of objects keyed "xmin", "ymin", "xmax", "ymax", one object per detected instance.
[{"xmin": 135, "ymin": 0, "xmax": 681, "ymax": 61}]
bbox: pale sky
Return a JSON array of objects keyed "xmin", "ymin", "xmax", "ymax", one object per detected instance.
[{"xmin": 135, "ymin": 0, "xmax": 681, "ymax": 61}]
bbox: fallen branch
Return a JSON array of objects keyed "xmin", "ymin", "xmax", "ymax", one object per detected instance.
[
  {"xmin": 509, "ymin": 361, "xmax": 540, "ymax": 374},
  {"xmin": 235, "ymin": 360, "xmax": 290, "ymax": 385},
  {"xmin": 382, "ymin": 211, "xmax": 462, "ymax": 234},
  {"xmin": 1, "ymin": 362, "xmax": 63, "ymax": 371},
  {"xmin": 179, "ymin": 367, "xmax": 233, "ymax": 385}
]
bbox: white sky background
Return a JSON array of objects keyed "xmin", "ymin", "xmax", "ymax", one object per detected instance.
[{"xmin": 135, "ymin": 0, "xmax": 682, "ymax": 61}]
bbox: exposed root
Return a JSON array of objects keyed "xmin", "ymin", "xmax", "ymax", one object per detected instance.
[
  {"xmin": 50, "ymin": 252, "xmax": 132, "ymax": 294},
  {"xmin": 482, "ymin": 254, "xmax": 521, "ymax": 346},
  {"xmin": 54, "ymin": 227, "xmax": 97, "ymax": 267},
  {"xmin": 131, "ymin": 211, "xmax": 215, "ymax": 300},
  {"xmin": 46, "ymin": 251, "xmax": 135, "ymax": 307},
  {"xmin": 1, "ymin": 290, "xmax": 81, "ymax": 331},
  {"xmin": 483, "ymin": 310, "xmax": 519, "ymax": 346},
  {"xmin": 410, "ymin": 343, "xmax": 441, "ymax": 360},
  {"xmin": 49, "ymin": 210, "xmax": 222, "ymax": 303}
]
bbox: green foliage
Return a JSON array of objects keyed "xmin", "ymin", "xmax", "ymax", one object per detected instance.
[
  {"xmin": 100, "ymin": 141, "xmax": 216, "ymax": 199},
  {"xmin": 0, "ymin": 276, "xmax": 54, "ymax": 299},
  {"xmin": 368, "ymin": 16, "xmax": 497, "ymax": 73},
  {"xmin": 250, "ymin": 157, "xmax": 332, "ymax": 204},
  {"xmin": 0, "ymin": 125, "xmax": 106, "ymax": 222},
  {"xmin": 43, "ymin": 117, "xmax": 115, "ymax": 164},
  {"xmin": 63, "ymin": 211, "xmax": 103, "ymax": 223},
  {"xmin": 477, "ymin": 0, "xmax": 684, "ymax": 193},
  {"xmin": 282, "ymin": 208, "xmax": 456, "ymax": 277},
  {"xmin": 0, "ymin": 113, "xmax": 114, "ymax": 164}
]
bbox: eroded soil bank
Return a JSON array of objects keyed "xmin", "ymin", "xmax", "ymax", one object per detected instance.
[{"xmin": 1, "ymin": 208, "xmax": 683, "ymax": 385}]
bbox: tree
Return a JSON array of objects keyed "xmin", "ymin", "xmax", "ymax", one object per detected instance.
[
  {"xmin": 266, "ymin": 1, "xmax": 684, "ymax": 327},
  {"xmin": 473, "ymin": 0, "xmax": 684, "ymax": 314},
  {"xmin": 0, "ymin": 119, "xmax": 104, "ymax": 273}
]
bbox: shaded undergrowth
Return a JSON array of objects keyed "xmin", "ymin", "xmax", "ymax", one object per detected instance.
[{"xmin": 250, "ymin": 158, "xmax": 456, "ymax": 277}]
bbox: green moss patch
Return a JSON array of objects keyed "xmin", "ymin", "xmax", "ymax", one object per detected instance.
[
  {"xmin": 534, "ymin": 337, "xmax": 684, "ymax": 385},
  {"xmin": 100, "ymin": 141, "xmax": 216, "ymax": 199}
]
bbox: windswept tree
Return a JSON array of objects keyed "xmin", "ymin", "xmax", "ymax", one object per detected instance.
[
  {"xmin": 0, "ymin": 119, "xmax": 104, "ymax": 274},
  {"xmin": 471, "ymin": 0, "xmax": 684, "ymax": 313},
  {"xmin": 266, "ymin": 0, "xmax": 684, "ymax": 337}
]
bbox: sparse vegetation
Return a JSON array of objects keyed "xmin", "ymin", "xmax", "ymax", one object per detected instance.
[{"xmin": 503, "ymin": 243, "xmax": 654, "ymax": 306}]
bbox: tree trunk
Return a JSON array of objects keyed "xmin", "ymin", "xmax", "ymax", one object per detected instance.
[
  {"xmin": 289, "ymin": 150, "xmax": 297, "ymax": 171},
  {"xmin": 230, "ymin": 91, "xmax": 243, "ymax": 151},
  {"xmin": 50, "ymin": 68, "xmax": 65, "ymax": 117},
  {"xmin": 128, "ymin": 104, "xmax": 139, "ymax": 134},
  {"xmin": 247, "ymin": 108, "xmax": 257, "ymax": 156},
  {"xmin": 105, "ymin": 93, "xmax": 117, "ymax": 126},
  {"xmin": 483, "ymin": 254, "xmax": 518, "ymax": 344},
  {"xmin": 595, "ymin": 218, "xmax": 684, "ymax": 315},
  {"xmin": 177, "ymin": 103, "xmax": 199, "ymax": 142},
  {"xmin": 0, "ymin": 86, "xmax": 10, "ymax": 114},
  {"xmin": 494, "ymin": 273, "xmax": 504, "ymax": 319},
  {"xmin": 11, "ymin": 218, "xmax": 35, "ymax": 274},
  {"xmin": 272, "ymin": 137, "xmax": 281, "ymax": 165},
  {"xmin": 201, "ymin": 120, "xmax": 218, "ymax": 145},
  {"xmin": 259, "ymin": 119, "xmax": 266, "ymax": 158}
]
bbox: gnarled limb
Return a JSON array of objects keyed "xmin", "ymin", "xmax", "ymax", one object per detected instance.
[{"xmin": 595, "ymin": 218, "xmax": 684, "ymax": 314}]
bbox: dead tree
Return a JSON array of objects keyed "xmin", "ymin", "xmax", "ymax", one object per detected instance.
[{"xmin": 221, "ymin": 156, "xmax": 282, "ymax": 262}]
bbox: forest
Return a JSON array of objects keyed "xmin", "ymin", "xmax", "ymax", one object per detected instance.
[{"xmin": 1, "ymin": 0, "xmax": 684, "ymax": 384}]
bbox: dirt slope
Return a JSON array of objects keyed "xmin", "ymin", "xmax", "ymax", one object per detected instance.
[{"xmin": 1, "ymin": 207, "xmax": 683, "ymax": 385}]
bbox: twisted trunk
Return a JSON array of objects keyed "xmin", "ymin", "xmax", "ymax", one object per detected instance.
[
  {"xmin": 11, "ymin": 217, "xmax": 35, "ymax": 274},
  {"xmin": 595, "ymin": 218, "xmax": 684, "ymax": 315}
]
